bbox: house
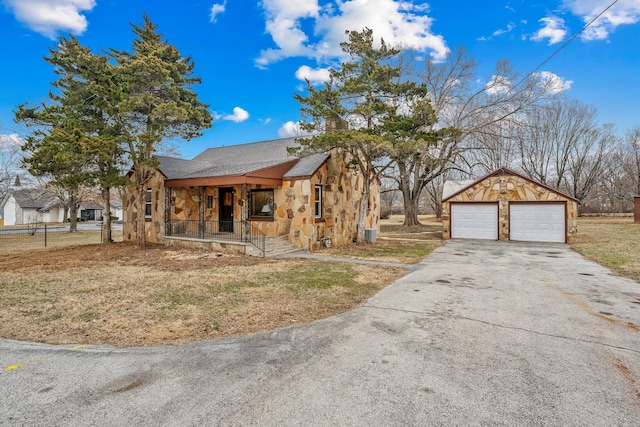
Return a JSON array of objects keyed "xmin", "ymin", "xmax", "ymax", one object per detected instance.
[
  {"xmin": 0, "ymin": 187, "xmax": 122, "ymax": 226},
  {"xmin": 442, "ymin": 167, "xmax": 578, "ymax": 243},
  {"xmin": 79, "ymin": 201, "xmax": 104, "ymax": 222},
  {"xmin": 0, "ymin": 188, "xmax": 66, "ymax": 225},
  {"xmin": 78, "ymin": 191, "xmax": 123, "ymax": 222},
  {"xmin": 122, "ymin": 137, "xmax": 380, "ymax": 255}
]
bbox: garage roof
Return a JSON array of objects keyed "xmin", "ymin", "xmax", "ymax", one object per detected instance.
[{"xmin": 442, "ymin": 167, "xmax": 578, "ymax": 203}]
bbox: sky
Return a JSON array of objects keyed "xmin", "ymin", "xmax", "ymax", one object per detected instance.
[{"xmin": 0, "ymin": 0, "xmax": 639, "ymax": 159}]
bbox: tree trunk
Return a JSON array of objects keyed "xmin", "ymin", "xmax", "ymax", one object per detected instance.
[
  {"xmin": 136, "ymin": 181, "xmax": 147, "ymax": 247},
  {"xmin": 101, "ymin": 186, "xmax": 112, "ymax": 243},
  {"xmin": 403, "ymin": 199, "xmax": 421, "ymax": 226},
  {"xmin": 68, "ymin": 192, "xmax": 78, "ymax": 232},
  {"xmin": 434, "ymin": 200, "xmax": 443, "ymax": 218},
  {"xmin": 398, "ymin": 161, "xmax": 422, "ymax": 226}
]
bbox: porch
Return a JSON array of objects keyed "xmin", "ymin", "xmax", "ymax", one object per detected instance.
[{"xmin": 165, "ymin": 219, "xmax": 267, "ymax": 256}]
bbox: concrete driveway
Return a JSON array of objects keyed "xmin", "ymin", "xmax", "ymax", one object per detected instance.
[{"xmin": 1, "ymin": 240, "xmax": 640, "ymax": 426}]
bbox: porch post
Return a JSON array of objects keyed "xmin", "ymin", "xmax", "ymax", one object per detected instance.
[
  {"xmin": 242, "ymin": 183, "xmax": 248, "ymax": 242},
  {"xmin": 165, "ymin": 187, "xmax": 172, "ymax": 236},
  {"xmin": 200, "ymin": 186, "xmax": 205, "ymax": 239}
]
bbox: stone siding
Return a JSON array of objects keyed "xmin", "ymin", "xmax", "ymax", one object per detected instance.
[
  {"xmin": 442, "ymin": 174, "xmax": 578, "ymax": 242},
  {"xmin": 249, "ymin": 148, "xmax": 380, "ymax": 250},
  {"xmin": 122, "ymin": 172, "xmax": 166, "ymax": 244}
]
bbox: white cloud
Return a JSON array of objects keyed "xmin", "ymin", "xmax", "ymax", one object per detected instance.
[
  {"xmin": 0, "ymin": 134, "xmax": 24, "ymax": 152},
  {"xmin": 256, "ymin": 0, "xmax": 320, "ymax": 67},
  {"xmin": 257, "ymin": 0, "xmax": 449, "ymax": 67},
  {"xmin": 531, "ymin": 16, "xmax": 568, "ymax": 45},
  {"xmin": 295, "ymin": 65, "xmax": 331, "ymax": 84},
  {"xmin": 210, "ymin": 2, "xmax": 226, "ymax": 23},
  {"xmin": 3, "ymin": 0, "xmax": 95, "ymax": 38},
  {"xmin": 485, "ymin": 75, "xmax": 511, "ymax": 96},
  {"xmin": 493, "ymin": 23, "xmax": 516, "ymax": 37},
  {"xmin": 479, "ymin": 22, "xmax": 516, "ymax": 41},
  {"xmin": 536, "ymin": 71, "xmax": 573, "ymax": 94},
  {"xmin": 222, "ymin": 107, "xmax": 249, "ymax": 123},
  {"xmin": 278, "ymin": 121, "xmax": 306, "ymax": 137},
  {"xmin": 563, "ymin": 0, "xmax": 640, "ymax": 41}
]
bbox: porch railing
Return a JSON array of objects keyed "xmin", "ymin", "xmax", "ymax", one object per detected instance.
[{"xmin": 166, "ymin": 219, "xmax": 265, "ymax": 256}]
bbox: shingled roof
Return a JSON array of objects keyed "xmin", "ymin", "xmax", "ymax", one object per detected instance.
[
  {"xmin": 158, "ymin": 137, "xmax": 329, "ymax": 186},
  {"xmin": 7, "ymin": 188, "xmax": 61, "ymax": 210}
]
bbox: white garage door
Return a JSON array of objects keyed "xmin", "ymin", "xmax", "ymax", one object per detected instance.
[
  {"xmin": 450, "ymin": 203, "xmax": 498, "ymax": 240},
  {"xmin": 510, "ymin": 203, "xmax": 565, "ymax": 243}
]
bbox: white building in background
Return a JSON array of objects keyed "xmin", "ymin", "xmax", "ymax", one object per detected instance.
[
  {"xmin": 0, "ymin": 187, "xmax": 123, "ymax": 226},
  {"xmin": 0, "ymin": 188, "xmax": 65, "ymax": 225}
]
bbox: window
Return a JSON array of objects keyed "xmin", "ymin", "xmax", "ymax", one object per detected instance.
[
  {"xmin": 314, "ymin": 185, "xmax": 323, "ymax": 218},
  {"xmin": 207, "ymin": 195, "xmax": 214, "ymax": 209},
  {"xmin": 250, "ymin": 189, "xmax": 274, "ymax": 218},
  {"xmin": 145, "ymin": 189, "xmax": 152, "ymax": 217}
]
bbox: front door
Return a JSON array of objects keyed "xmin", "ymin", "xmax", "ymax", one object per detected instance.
[{"xmin": 219, "ymin": 188, "xmax": 234, "ymax": 232}]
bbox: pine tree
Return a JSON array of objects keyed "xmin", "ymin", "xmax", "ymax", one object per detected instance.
[
  {"xmin": 295, "ymin": 28, "xmax": 440, "ymax": 239},
  {"xmin": 111, "ymin": 14, "xmax": 212, "ymax": 246},
  {"xmin": 16, "ymin": 36, "xmax": 127, "ymax": 237}
]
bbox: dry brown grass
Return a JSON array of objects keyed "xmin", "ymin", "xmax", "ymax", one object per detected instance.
[
  {"xmin": 321, "ymin": 215, "xmax": 443, "ymax": 263},
  {"xmin": 0, "ymin": 216, "xmax": 445, "ymax": 347},
  {"xmin": 0, "ymin": 243, "xmax": 404, "ymax": 347},
  {"xmin": 0, "ymin": 228, "xmax": 122, "ymax": 254},
  {"xmin": 571, "ymin": 217, "xmax": 640, "ymax": 283}
]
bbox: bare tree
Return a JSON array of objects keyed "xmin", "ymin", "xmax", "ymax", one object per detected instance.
[
  {"xmin": 593, "ymin": 149, "xmax": 633, "ymax": 213},
  {"xmin": 469, "ymin": 118, "xmax": 520, "ymax": 173},
  {"xmin": 385, "ymin": 47, "xmax": 555, "ymax": 223},
  {"xmin": 563, "ymin": 122, "xmax": 616, "ymax": 210},
  {"xmin": 624, "ymin": 126, "xmax": 640, "ymax": 196},
  {"xmin": 0, "ymin": 134, "xmax": 24, "ymax": 202},
  {"xmin": 423, "ymin": 173, "xmax": 448, "ymax": 218},
  {"xmin": 379, "ymin": 175, "xmax": 401, "ymax": 219},
  {"xmin": 516, "ymin": 99, "xmax": 600, "ymax": 189}
]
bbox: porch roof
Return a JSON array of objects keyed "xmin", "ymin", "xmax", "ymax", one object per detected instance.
[{"xmin": 159, "ymin": 137, "xmax": 330, "ymax": 187}]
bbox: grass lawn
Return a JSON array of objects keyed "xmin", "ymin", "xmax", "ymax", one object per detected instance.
[
  {"xmin": 571, "ymin": 216, "xmax": 640, "ymax": 283},
  {"xmin": 0, "ymin": 223, "xmax": 123, "ymax": 253},
  {"xmin": 0, "ymin": 244, "xmax": 406, "ymax": 347},
  {"xmin": 322, "ymin": 215, "xmax": 444, "ymax": 263},
  {"xmin": 0, "ymin": 218, "xmax": 445, "ymax": 347}
]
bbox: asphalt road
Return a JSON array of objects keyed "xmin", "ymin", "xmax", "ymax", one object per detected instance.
[{"xmin": 1, "ymin": 240, "xmax": 639, "ymax": 426}]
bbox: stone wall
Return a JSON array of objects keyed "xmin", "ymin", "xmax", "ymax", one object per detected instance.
[
  {"xmin": 245, "ymin": 148, "xmax": 380, "ymax": 250},
  {"xmin": 442, "ymin": 174, "xmax": 578, "ymax": 242},
  {"xmin": 122, "ymin": 172, "xmax": 166, "ymax": 244},
  {"xmin": 171, "ymin": 187, "xmax": 219, "ymax": 222}
]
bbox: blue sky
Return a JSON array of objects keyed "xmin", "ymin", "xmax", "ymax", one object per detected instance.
[{"xmin": 1, "ymin": 0, "xmax": 639, "ymax": 159}]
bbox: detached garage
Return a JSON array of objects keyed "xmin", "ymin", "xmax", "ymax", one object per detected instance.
[{"xmin": 442, "ymin": 168, "xmax": 578, "ymax": 243}]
